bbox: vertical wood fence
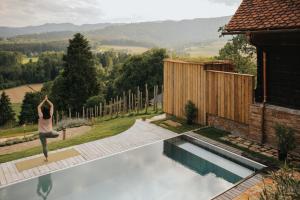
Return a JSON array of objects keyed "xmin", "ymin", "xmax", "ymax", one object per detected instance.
[
  {"xmin": 164, "ymin": 60, "xmax": 207, "ymax": 124},
  {"xmin": 163, "ymin": 59, "xmax": 255, "ymax": 125}
]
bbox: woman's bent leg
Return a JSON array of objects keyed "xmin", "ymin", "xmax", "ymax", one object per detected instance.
[{"xmin": 48, "ymin": 131, "xmax": 59, "ymax": 138}]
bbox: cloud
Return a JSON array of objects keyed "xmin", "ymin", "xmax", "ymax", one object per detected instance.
[
  {"xmin": 209, "ymin": 0, "xmax": 241, "ymax": 6},
  {"xmin": 0, "ymin": 0, "xmax": 104, "ymax": 27}
]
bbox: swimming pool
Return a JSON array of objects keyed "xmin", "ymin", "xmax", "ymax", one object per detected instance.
[{"xmin": 0, "ymin": 135, "xmax": 265, "ymax": 200}]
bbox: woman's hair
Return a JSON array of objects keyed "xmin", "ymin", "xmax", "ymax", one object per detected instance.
[{"xmin": 41, "ymin": 106, "xmax": 51, "ymax": 119}]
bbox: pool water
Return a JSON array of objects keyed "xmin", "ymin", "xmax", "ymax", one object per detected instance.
[{"xmin": 0, "ymin": 137, "xmax": 257, "ymax": 200}]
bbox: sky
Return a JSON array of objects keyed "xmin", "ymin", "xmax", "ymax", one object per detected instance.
[{"xmin": 0, "ymin": 0, "xmax": 242, "ymax": 27}]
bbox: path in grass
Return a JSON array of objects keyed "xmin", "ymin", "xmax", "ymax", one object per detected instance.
[
  {"xmin": 0, "ymin": 126, "xmax": 91, "ymax": 155},
  {"xmin": 0, "ymin": 124, "xmax": 37, "ymax": 139}
]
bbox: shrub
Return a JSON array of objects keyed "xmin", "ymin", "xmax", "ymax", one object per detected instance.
[
  {"xmin": 55, "ymin": 118, "xmax": 91, "ymax": 131},
  {"xmin": 274, "ymin": 124, "xmax": 296, "ymax": 161},
  {"xmin": 260, "ymin": 165, "xmax": 300, "ymax": 200},
  {"xmin": 184, "ymin": 100, "xmax": 197, "ymax": 125},
  {"xmin": 85, "ymin": 95, "xmax": 105, "ymax": 108}
]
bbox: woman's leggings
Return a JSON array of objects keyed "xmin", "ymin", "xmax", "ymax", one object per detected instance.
[{"xmin": 39, "ymin": 131, "xmax": 59, "ymax": 158}]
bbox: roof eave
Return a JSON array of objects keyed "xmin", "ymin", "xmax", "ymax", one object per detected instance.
[{"xmin": 222, "ymin": 28, "xmax": 300, "ymax": 35}]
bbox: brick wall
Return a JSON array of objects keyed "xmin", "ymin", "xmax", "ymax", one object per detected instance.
[
  {"xmin": 207, "ymin": 114, "xmax": 249, "ymax": 137},
  {"xmin": 249, "ymin": 103, "xmax": 300, "ymax": 152},
  {"xmin": 207, "ymin": 104, "xmax": 300, "ymax": 153}
]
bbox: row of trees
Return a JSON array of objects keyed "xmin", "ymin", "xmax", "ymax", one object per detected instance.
[{"xmin": 0, "ymin": 51, "xmax": 64, "ymax": 89}]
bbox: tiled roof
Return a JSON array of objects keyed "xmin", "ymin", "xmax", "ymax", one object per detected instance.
[{"xmin": 225, "ymin": 0, "xmax": 300, "ymax": 32}]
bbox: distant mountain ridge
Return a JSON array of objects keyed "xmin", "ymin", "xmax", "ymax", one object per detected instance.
[
  {"xmin": 0, "ymin": 16, "xmax": 231, "ymax": 49},
  {"xmin": 0, "ymin": 23, "xmax": 118, "ymax": 38}
]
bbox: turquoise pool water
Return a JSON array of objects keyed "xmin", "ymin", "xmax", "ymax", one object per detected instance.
[{"xmin": 0, "ymin": 137, "xmax": 257, "ymax": 200}]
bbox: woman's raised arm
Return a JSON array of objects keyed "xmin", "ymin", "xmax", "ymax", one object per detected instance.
[
  {"xmin": 46, "ymin": 96, "xmax": 54, "ymax": 116},
  {"xmin": 37, "ymin": 97, "xmax": 47, "ymax": 118}
]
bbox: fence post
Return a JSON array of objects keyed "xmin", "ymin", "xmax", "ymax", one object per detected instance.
[
  {"xmin": 128, "ymin": 90, "xmax": 131, "ymax": 113},
  {"xmin": 116, "ymin": 96, "xmax": 119, "ymax": 117},
  {"xmin": 153, "ymin": 85, "xmax": 156, "ymax": 111},
  {"xmin": 161, "ymin": 84, "xmax": 164, "ymax": 111},
  {"xmin": 156, "ymin": 85, "xmax": 159, "ymax": 112},
  {"xmin": 100, "ymin": 103, "xmax": 102, "ymax": 118},
  {"xmin": 68, "ymin": 108, "xmax": 71, "ymax": 119},
  {"xmin": 131, "ymin": 93, "xmax": 135, "ymax": 112},
  {"xmin": 123, "ymin": 91, "xmax": 126, "ymax": 114},
  {"xmin": 140, "ymin": 91, "xmax": 143, "ymax": 111},
  {"xmin": 109, "ymin": 99, "xmax": 112, "ymax": 118},
  {"xmin": 82, "ymin": 106, "xmax": 85, "ymax": 119},
  {"xmin": 145, "ymin": 84, "xmax": 149, "ymax": 113},
  {"xmin": 137, "ymin": 87, "xmax": 140, "ymax": 114},
  {"xmin": 56, "ymin": 110, "xmax": 59, "ymax": 124}
]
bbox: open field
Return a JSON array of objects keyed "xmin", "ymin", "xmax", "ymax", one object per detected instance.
[
  {"xmin": 96, "ymin": 45, "xmax": 149, "ymax": 54},
  {"xmin": 0, "ymin": 83, "xmax": 43, "ymax": 103},
  {"xmin": 21, "ymin": 57, "xmax": 39, "ymax": 64},
  {"xmin": 182, "ymin": 40, "xmax": 226, "ymax": 57},
  {"xmin": 11, "ymin": 103, "xmax": 21, "ymax": 121}
]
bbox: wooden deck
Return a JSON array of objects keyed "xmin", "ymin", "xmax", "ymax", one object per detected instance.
[{"xmin": 0, "ymin": 119, "xmax": 176, "ymax": 188}]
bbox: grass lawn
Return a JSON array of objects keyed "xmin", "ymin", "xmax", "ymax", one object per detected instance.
[
  {"xmin": 195, "ymin": 127, "xmax": 280, "ymax": 167},
  {"xmin": 12, "ymin": 103, "xmax": 21, "ymax": 121},
  {"xmin": 0, "ymin": 124, "xmax": 38, "ymax": 138},
  {"xmin": 152, "ymin": 116, "xmax": 202, "ymax": 133},
  {"xmin": 21, "ymin": 57, "xmax": 38, "ymax": 64},
  {"xmin": 0, "ymin": 111, "xmax": 159, "ymax": 163}
]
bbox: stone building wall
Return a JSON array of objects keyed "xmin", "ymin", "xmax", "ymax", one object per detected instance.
[
  {"xmin": 207, "ymin": 114, "xmax": 249, "ymax": 137},
  {"xmin": 207, "ymin": 103, "xmax": 300, "ymax": 153},
  {"xmin": 249, "ymin": 104, "xmax": 300, "ymax": 152}
]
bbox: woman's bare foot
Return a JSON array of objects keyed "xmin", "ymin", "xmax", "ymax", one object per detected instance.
[{"xmin": 44, "ymin": 158, "xmax": 48, "ymax": 162}]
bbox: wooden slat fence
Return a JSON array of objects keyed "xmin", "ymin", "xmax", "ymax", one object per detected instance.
[
  {"xmin": 163, "ymin": 59, "xmax": 255, "ymax": 125},
  {"xmin": 206, "ymin": 70, "xmax": 254, "ymax": 124},
  {"xmin": 164, "ymin": 60, "xmax": 206, "ymax": 124}
]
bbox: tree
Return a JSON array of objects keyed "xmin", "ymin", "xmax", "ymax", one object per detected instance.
[
  {"xmin": 51, "ymin": 33, "xmax": 99, "ymax": 111},
  {"xmin": 0, "ymin": 92, "xmax": 15, "ymax": 126},
  {"xmin": 114, "ymin": 48, "xmax": 168, "ymax": 96},
  {"xmin": 19, "ymin": 92, "xmax": 42, "ymax": 124},
  {"xmin": 217, "ymin": 27, "xmax": 256, "ymax": 75}
]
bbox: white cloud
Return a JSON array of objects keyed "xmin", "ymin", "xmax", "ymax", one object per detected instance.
[{"xmin": 0, "ymin": 0, "xmax": 104, "ymax": 27}]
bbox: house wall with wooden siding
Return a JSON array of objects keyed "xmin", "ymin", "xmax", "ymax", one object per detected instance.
[{"xmin": 163, "ymin": 59, "xmax": 255, "ymax": 126}]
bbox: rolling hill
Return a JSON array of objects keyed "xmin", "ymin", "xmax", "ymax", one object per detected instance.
[
  {"xmin": 1, "ymin": 16, "xmax": 231, "ymax": 48},
  {"xmin": 0, "ymin": 23, "xmax": 119, "ymax": 38}
]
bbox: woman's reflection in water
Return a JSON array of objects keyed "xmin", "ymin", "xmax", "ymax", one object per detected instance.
[{"xmin": 36, "ymin": 174, "xmax": 53, "ymax": 200}]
